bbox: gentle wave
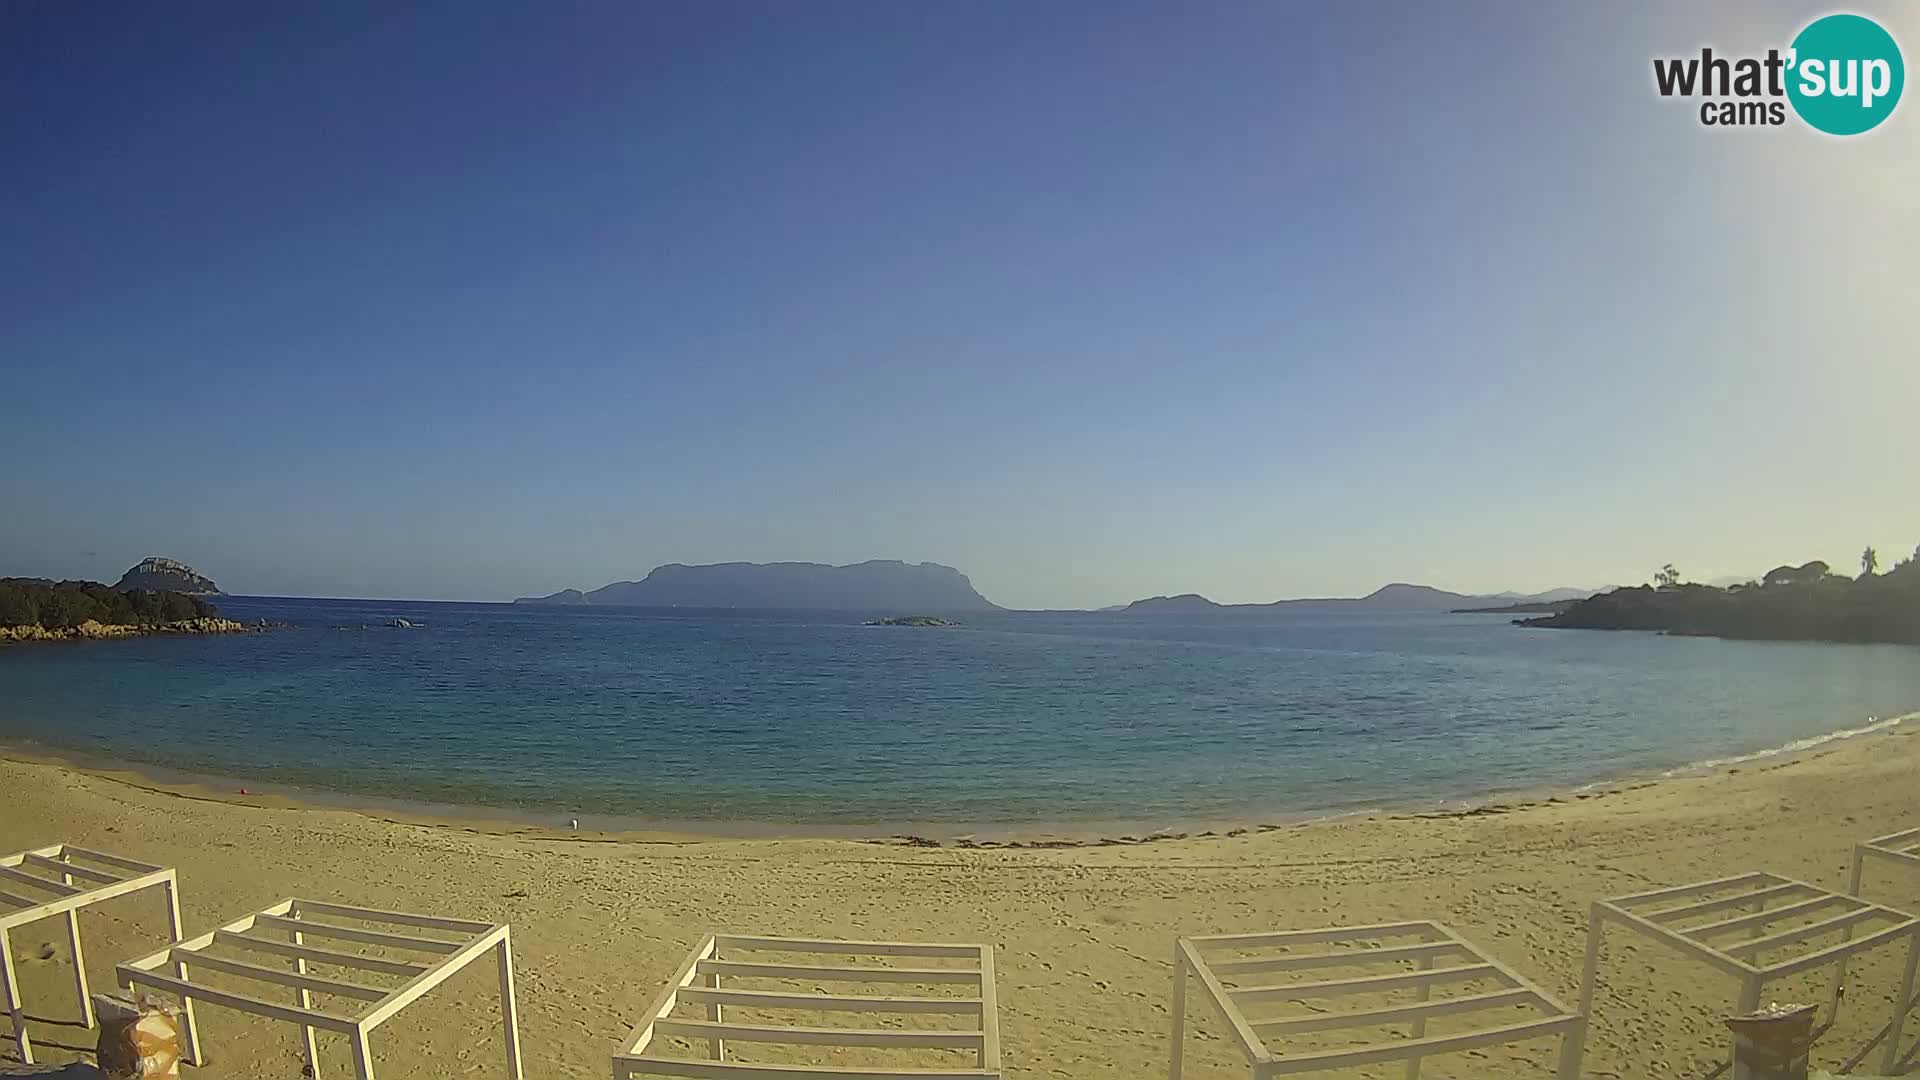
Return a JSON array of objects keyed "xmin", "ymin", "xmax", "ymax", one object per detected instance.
[
  {"xmin": 7, "ymin": 597, "xmax": 1920, "ymax": 824},
  {"xmin": 1660, "ymin": 711, "xmax": 1915, "ymax": 777}
]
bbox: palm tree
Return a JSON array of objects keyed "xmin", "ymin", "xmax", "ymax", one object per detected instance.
[{"xmin": 1862, "ymin": 546, "xmax": 1879, "ymax": 577}]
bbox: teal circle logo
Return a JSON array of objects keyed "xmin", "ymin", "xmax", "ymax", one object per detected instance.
[{"xmin": 1787, "ymin": 14, "xmax": 1904, "ymax": 135}]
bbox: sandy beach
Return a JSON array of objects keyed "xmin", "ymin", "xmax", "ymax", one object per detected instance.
[{"xmin": 4, "ymin": 723, "xmax": 1919, "ymax": 1079}]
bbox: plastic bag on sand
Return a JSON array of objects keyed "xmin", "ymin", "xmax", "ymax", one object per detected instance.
[{"xmin": 92, "ymin": 993, "xmax": 183, "ymax": 1080}]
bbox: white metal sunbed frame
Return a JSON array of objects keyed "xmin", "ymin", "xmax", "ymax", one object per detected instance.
[
  {"xmin": 1579, "ymin": 870, "xmax": 1920, "ymax": 1075},
  {"xmin": 1849, "ymin": 826, "xmax": 1920, "ymax": 900},
  {"xmin": 0, "ymin": 843, "xmax": 187, "ymax": 1064},
  {"xmin": 614, "ymin": 932, "xmax": 1002, "ymax": 1079},
  {"xmin": 115, "ymin": 898, "xmax": 523, "ymax": 1080},
  {"xmin": 1830, "ymin": 827, "xmax": 1920, "ymax": 1064},
  {"xmin": 1169, "ymin": 920, "xmax": 1585, "ymax": 1079}
]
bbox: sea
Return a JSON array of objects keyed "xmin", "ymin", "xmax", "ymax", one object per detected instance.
[{"xmin": 2, "ymin": 596, "xmax": 1917, "ymax": 834}]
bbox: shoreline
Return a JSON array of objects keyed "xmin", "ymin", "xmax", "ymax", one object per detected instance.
[
  {"xmin": 0, "ymin": 616, "xmax": 260, "ymax": 644},
  {"xmin": 5, "ymin": 709, "xmax": 1909, "ymax": 848},
  {"xmin": 7, "ymin": 717, "xmax": 1920, "ymax": 1077}
]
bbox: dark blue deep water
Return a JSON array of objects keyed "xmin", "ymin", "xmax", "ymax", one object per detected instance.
[{"xmin": 3, "ymin": 596, "xmax": 1918, "ymax": 827}]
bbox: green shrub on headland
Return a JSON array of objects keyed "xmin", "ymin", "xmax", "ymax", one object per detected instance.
[
  {"xmin": 0, "ymin": 578, "xmax": 218, "ymax": 632},
  {"xmin": 1522, "ymin": 552, "xmax": 1920, "ymax": 645}
]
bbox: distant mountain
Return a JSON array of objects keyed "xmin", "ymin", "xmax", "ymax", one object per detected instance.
[
  {"xmin": 1122, "ymin": 583, "xmax": 1596, "ymax": 613},
  {"xmin": 115, "ymin": 557, "xmax": 221, "ymax": 595},
  {"xmin": 1482, "ymin": 587, "xmax": 1596, "ymax": 604},
  {"xmin": 515, "ymin": 560, "xmax": 998, "ymax": 612},
  {"xmin": 1351, "ymin": 583, "xmax": 1472, "ymax": 608}
]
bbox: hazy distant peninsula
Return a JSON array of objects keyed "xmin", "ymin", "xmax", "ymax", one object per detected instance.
[
  {"xmin": 115, "ymin": 556, "xmax": 221, "ymax": 594},
  {"xmin": 1521, "ymin": 555, "xmax": 1920, "ymax": 645},
  {"xmin": 1123, "ymin": 583, "xmax": 1592, "ymax": 614},
  {"xmin": 530, "ymin": 589, "xmax": 589, "ymax": 605},
  {"xmin": 1452, "ymin": 599, "xmax": 1581, "ymax": 615},
  {"xmin": 516, "ymin": 560, "xmax": 999, "ymax": 612}
]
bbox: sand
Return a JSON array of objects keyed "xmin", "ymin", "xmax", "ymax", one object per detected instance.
[{"xmin": 3, "ymin": 725, "xmax": 1919, "ymax": 1079}]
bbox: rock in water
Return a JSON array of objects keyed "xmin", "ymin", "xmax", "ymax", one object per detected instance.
[{"xmin": 114, "ymin": 557, "xmax": 220, "ymax": 595}]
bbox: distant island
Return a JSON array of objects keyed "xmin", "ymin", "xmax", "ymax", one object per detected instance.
[
  {"xmin": 1122, "ymin": 583, "xmax": 1594, "ymax": 614},
  {"xmin": 516, "ymin": 560, "xmax": 999, "ymax": 612},
  {"xmin": 1123, "ymin": 593, "xmax": 1223, "ymax": 613},
  {"xmin": 1522, "ymin": 552, "xmax": 1920, "ymax": 645},
  {"xmin": 865, "ymin": 615, "xmax": 959, "ymax": 627},
  {"xmin": 115, "ymin": 556, "xmax": 222, "ymax": 594}
]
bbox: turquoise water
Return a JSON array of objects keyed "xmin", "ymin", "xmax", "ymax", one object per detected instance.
[{"xmin": 2, "ymin": 596, "xmax": 1917, "ymax": 827}]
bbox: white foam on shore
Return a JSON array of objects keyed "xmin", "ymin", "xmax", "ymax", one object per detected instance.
[{"xmin": 1659, "ymin": 711, "xmax": 1914, "ymax": 777}]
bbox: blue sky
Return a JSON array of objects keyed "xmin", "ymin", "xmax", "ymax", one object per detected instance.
[{"xmin": 4, "ymin": 2, "xmax": 1915, "ymax": 607}]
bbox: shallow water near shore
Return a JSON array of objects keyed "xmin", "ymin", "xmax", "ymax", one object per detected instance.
[{"xmin": 1, "ymin": 596, "xmax": 1917, "ymax": 826}]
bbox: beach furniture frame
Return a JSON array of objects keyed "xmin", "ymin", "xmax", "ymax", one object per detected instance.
[
  {"xmin": 115, "ymin": 898, "xmax": 523, "ymax": 1080},
  {"xmin": 1829, "ymin": 828, "xmax": 1920, "ymax": 1051},
  {"xmin": 614, "ymin": 932, "xmax": 1002, "ymax": 1079},
  {"xmin": 1169, "ymin": 920, "xmax": 1585, "ymax": 1079},
  {"xmin": 1579, "ymin": 871, "xmax": 1920, "ymax": 1074},
  {"xmin": 1849, "ymin": 826, "xmax": 1920, "ymax": 900},
  {"xmin": 0, "ymin": 844, "xmax": 186, "ymax": 1065}
]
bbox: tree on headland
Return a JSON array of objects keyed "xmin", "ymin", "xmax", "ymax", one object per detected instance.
[
  {"xmin": 0, "ymin": 579, "xmax": 213, "ymax": 631},
  {"xmin": 0, "ymin": 587, "xmax": 34, "ymax": 627},
  {"xmin": 1526, "ymin": 549, "xmax": 1919, "ymax": 644},
  {"xmin": 1762, "ymin": 561, "xmax": 1831, "ymax": 588}
]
